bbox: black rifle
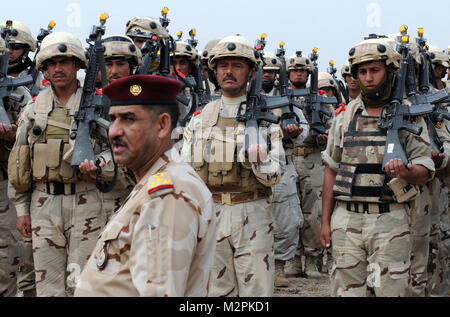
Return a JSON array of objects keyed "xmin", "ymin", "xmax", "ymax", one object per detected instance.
[
  {"xmin": 275, "ymin": 45, "xmax": 308, "ymax": 130},
  {"xmin": 410, "ymin": 28, "xmax": 449, "ymax": 153},
  {"xmin": 327, "ymin": 60, "xmax": 348, "ymax": 105},
  {"xmin": 0, "ymin": 21, "xmax": 34, "ymax": 127},
  {"xmin": 377, "ymin": 27, "xmax": 433, "ymax": 168},
  {"xmin": 28, "ymin": 21, "xmax": 55, "ymax": 97},
  {"xmin": 306, "ymin": 48, "xmax": 336, "ymax": 136}
]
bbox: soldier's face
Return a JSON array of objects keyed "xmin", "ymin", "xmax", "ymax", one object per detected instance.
[
  {"xmin": 263, "ymin": 70, "xmax": 277, "ymax": 83},
  {"xmin": 289, "ymin": 69, "xmax": 308, "ymax": 85},
  {"xmin": 322, "ymin": 87, "xmax": 336, "ymax": 98},
  {"xmin": 105, "ymin": 59, "xmax": 131, "ymax": 83},
  {"xmin": 9, "ymin": 46, "xmax": 25, "ymax": 63},
  {"xmin": 433, "ymin": 64, "xmax": 445, "ymax": 79},
  {"xmin": 108, "ymin": 105, "xmax": 168, "ymax": 172},
  {"xmin": 357, "ymin": 61, "xmax": 386, "ymax": 90},
  {"xmin": 174, "ymin": 57, "xmax": 192, "ymax": 76},
  {"xmin": 216, "ymin": 57, "xmax": 253, "ymax": 97},
  {"xmin": 45, "ymin": 56, "xmax": 80, "ymax": 89},
  {"xmin": 132, "ymin": 37, "xmax": 147, "ymax": 50},
  {"xmin": 345, "ymin": 74, "xmax": 359, "ymax": 90}
]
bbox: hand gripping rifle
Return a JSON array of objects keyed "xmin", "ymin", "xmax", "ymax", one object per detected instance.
[
  {"xmin": 70, "ymin": 14, "xmax": 117, "ymax": 193},
  {"xmin": 327, "ymin": 60, "xmax": 348, "ymax": 105},
  {"xmin": 276, "ymin": 45, "xmax": 310, "ymax": 130},
  {"xmin": 377, "ymin": 25, "xmax": 433, "ymax": 168},
  {"xmin": 409, "ymin": 27, "xmax": 449, "ymax": 154},
  {"xmin": 28, "ymin": 21, "xmax": 55, "ymax": 97},
  {"xmin": 0, "ymin": 21, "xmax": 34, "ymax": 127},
  {"xmin": 236, "ymin": 46, "xmax": 289, "ymax": 161},
  {"xmin": 306, "ymin": 48, "xmax": 336, "ymax": 136}
]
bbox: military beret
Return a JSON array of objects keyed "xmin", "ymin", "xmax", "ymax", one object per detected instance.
[{"xmin": 103, "ymin": 75, "xmax": 182, "ymax": 107}]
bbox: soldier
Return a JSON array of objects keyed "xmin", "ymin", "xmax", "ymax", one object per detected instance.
[
  {"xmin": 200, "ymin": 39, "xmax": 221, "ymax": 95},
  {"xmin": 318, "ymin": 72, "xmax": 340, "ymax": 98},
  {"xmin": 171, "ymin": 39, "xmax": 199, "ymax": 77},
  {"xmin": 284, "ymin": 52, "xmax": 334, "ymax": 279},
  {"xmin": 261, "ymin": 51, "xmax": 307, "ymax": 287},
  {"xmin": 261, "ymin": 52, "xmax": 281, "ymax": 95},
  {"xmin": 341, "ymin": 62, "xmax": 361, "ymax": 101},
  {"xmin": 125, "ymin": 17, "xmax": 169, "ymax": 74},
  {"xmin": 0, "ymin": 38, "xmax": 33, "ymax": 297},
  {"xmin": 1, "ymin": 20, "xmax": 45, "ymax": 93},
  {"xmin": 320, "ymin": 38, "xmax": 435, "ymax": 297},
  {"xmin": 74, "ymin": 75, "xmax": 216, "ymax": 297},
  {"xmin": 7, "ymin": 32, "xmax": 116, "ymax": 297},
  {"xmin": 181, "ymin": 35, "xmax": 285, "ymax": 296},
  {"xmin": 429, "ymin": 48, "xmax": 449, "ymax": 91}
]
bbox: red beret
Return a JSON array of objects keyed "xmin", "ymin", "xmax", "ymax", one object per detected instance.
[{"xmin": 103, "ymin": 75, "xmax": 183, "ymax": 107}]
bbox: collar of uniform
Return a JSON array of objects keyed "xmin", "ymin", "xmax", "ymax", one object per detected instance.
[
  {"xmin": 51, "ymin": 80, "xmax": 83, "ymax": 109},
  {"xmin": 221, "ymin": 95, "xmax": 247, "ymax": 105}
]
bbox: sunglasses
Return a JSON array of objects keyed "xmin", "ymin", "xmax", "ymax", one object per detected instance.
[{"xmin": 9, "ymin": 43, "xmax": 26, "ymax": 50}]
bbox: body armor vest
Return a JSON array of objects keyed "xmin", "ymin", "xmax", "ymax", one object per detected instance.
[
  {"xmin": 29, "ymin": 88, "xmax": 98, "ymax": 183},
  {"xmin": 333, "ymin": 109, "xmax": 397, "ymax": 203},
  {"xmin": 191, "ymin": 101, "xmax": 270, "ymax": 194}
]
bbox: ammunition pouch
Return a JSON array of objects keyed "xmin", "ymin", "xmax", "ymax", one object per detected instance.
[
  {"xmin": 388, "ymin": 178, "xmax": 418, "ymax": 203},
  {"xmin": 8, "ymin": 145, "xmax": 31, "ymax": 193}
]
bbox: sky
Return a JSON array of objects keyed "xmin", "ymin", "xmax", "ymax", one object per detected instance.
[{"xmin": 2, "ymin": 0, "xmax": 449, "ymax": 77}]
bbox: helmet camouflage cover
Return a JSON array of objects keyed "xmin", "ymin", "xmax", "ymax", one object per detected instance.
[
  {"xmin": 103, "ymin": 35, "xmax": 143, "ymax": 66},
  {"xmin": 1, "ymin": 20, "xmax": 37, "ymax": 52},
  {"xmin": 36, "ymin": 32, "xmax": 87, "ymax": 71},
  {"xmin": 286, "ymin": 52, "xmax": 314, "ymax": 73},
  {"xmin": 262, "ymin": 51, "xmax": 281, "ymax": 71},
  {"xmin": 125, "ymin": 17, "xmax": 169, "ymax": 40}
]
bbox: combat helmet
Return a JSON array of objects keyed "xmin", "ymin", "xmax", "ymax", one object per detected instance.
[
  {"xmin": 208, "ymin": 35, "xmax": 262, "ymax": 71},
  {"xmin": 263, "ymin": 51, "xmax": 281, "ymax": 71},
  {"xmin": 348, "ymin": 37, "xmax": 401, "ymax": 78},
  {"xmin": 201, "ymin": 39, "xmax": 220, "ymax": 62},
  {"xmin": 1, "ymin": 20, "xmax": 37, "ymax": 52},
  {"xmin": 103, "ymin": 35, "xmax": 143, "ymax": 66},
  {"xmin": 318, "ymin": 72, "xmax": 339, "ymax": 93},
  {"xmin": 36, "ymin": 32, "xmax": 87, "ymax": 71},
  {"xmin": 125, "ymin": 17, "xmax": 169, "ymax": 41},
  {"xmin": 0, "ymin": 38, "xmax": 7, "ymax": 55},
  {"xmin": 341, "ymin": 61, "xmax": 351, "ymax": 78},
  {"xmin": 171, "ymin": 39, "xmax": 200, "ymax": 67},
  {"xmin": 286, "ymin": 51, "xmax": 314, "ymax": 73}
]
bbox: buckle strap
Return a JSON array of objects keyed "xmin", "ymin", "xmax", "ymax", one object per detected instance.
[
  {"xmin": 338, "ymin": 201, "xmax": 405, "ymax": 214},
  {"xmin": 212, "ymin": 191, "xmax": 269, "ymax": 206}
]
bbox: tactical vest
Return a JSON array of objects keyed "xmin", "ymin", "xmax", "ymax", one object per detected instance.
[
  {"xmin": 28, "ymin": 88, "xmax": 99, "ymax": 183},
  {"xmin": 191, "ymin": 100, "xmax": 270, "ymax": 194},
  {"xmin": 333, "ymin": 108, "xmax": 398, "ymax": 203}
]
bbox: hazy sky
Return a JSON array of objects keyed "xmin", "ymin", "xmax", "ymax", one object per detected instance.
[{"xmin": 2, "ymin": 0, "xmax": 449, "ymax": 76}]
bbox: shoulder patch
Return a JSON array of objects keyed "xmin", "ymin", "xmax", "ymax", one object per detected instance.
[
  {"xmin": 194, "ymin": 110, "xmax": 201, "ymax": 117},
  {"xmin": 147, "ymin": 172, "xmax": 174, "ymax": 195},
  {"xmin": 436, "ymin": 121, "xmax": 444, "ymax": 129},
  {"xmin": 268, "ymin": 128, "xmax": 283, "ymax": 142},
  {"xmin": 334, "ymin": 103, "xmax": 346, "ymax": 116}
]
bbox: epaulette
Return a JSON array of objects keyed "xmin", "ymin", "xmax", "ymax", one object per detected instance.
[
  {"xmin": 96, "ymin": 89, "xmax": 103, "ymax": 95},
  {"xmin": 147, "ymin": 172, "xmax": 174, "ymax": 195},
  {"xmin": 32, "ymin": 96, "xmax": 37, "ymax": 102},
  {"xmin": 42, "ymin": 79, "xmax": 51, "ymax": 87},
  {"xmin": 194, "ymin": 110, "xmax": 201, "ymax": 117}
]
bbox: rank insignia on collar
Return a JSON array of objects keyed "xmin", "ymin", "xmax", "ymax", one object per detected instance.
[
  {"xmin": 148, "ymin": 172, "xmax": 174, "ymax": 195},
  {"xmin": 96, "ymin": 244, "xmax": 108, "ymax": 270}
]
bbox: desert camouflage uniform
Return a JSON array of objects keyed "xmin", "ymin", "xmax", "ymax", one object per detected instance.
[
  {"xmin": 8, "ymin": 84, "xmax": 116, "ymax": 297},
  {"xmin": 0, "ymin": 85, "xmax": 31, "ymax": 297},
  {"xmin": 322, "ymin": 97, "xmax": 435, "ymax": 296},
  {"xmin": 292, "ymin": 90, "xmax": 335, "ymax": 274},
  {"xmin": 181, "ymin": 96, "xmax": 285, "ymax": 297},
  {"xmin": 74, "ymin": 148, "xmax": 216, "ymax": 297}
]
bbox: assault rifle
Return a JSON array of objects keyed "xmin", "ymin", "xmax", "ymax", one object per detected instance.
[
  {"xmin": 70, "ymin": 13, "xmax": 110, "ymax": 166},
  {"xmin": 377, "ymin": 25, "xmax": 433, "ymax": 168},
  {"xmin": 327, "ymin": 60, "xmax": 348, "ymax": 106},
  {"xmin": 276, "ymin": 44, "xmax": 308, "ymax": 130},
  {"xmin": 0, "ymin": 21, "xmax": 34, "ymax": 127},
  {"xmin": 28, "ymin": 21, "xmax": 55, "ymax": 97},
  {"xmin": 410, "ymin": 28, "xmax": 449, "ymax": 153},
  {"xmin": 306, "ymin": 48, "xmax": 336, "ymax": 136}
]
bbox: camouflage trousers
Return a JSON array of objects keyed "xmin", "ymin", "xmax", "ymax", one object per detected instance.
[
  {"xmin": 410, "ymin": 184, "xmax": 431, "ymax": 297},
  {"xmin": 330, "ymin": 204, "xmax": 412, "ymax": 297},
  {"xmin": 209, "ymin": 198, "xmax": 274, "ymax": 297},
  {"xmin": 428, "ymin": 178, "xmax": 449, "ymax": 297},
  {"xmin": 30, "ymin": 187, "xmax": 108, "ymax": 297},
  {"xmin": 272, "ymin": 162, "xmax": 303, "ymax": 261},
  {"xmin": 293, "ymin": 151, "xmax": 325, "ymax": 259}
]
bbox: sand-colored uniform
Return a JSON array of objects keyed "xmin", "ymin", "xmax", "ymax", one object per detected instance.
[
  {"xmin": 74, "ymin": 148, "xmax": 216, "ymax": 297},
  {"xmin": 181, "ymin": 95, "xmax": 285, "ymax": 297},
  {"xmin": 0, "ymin": 86, "xmax": 31, "ymax": 297},
  {"xmin": 7, "ymin": 84, "xmax": 116, "ymax": 297},
  {"xmin": 322, "ymin": 97, "xmax": 435, "ymax": 297}
]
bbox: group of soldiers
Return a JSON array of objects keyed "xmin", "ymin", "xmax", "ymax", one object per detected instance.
[{"xmin": 0, "ymin": 9, "xmax": 449, "ymax": 297}]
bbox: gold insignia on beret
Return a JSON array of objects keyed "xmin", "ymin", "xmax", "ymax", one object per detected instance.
[{"xmin": 130, "ymin": 84, "xmax": 143, "ymax": 96}]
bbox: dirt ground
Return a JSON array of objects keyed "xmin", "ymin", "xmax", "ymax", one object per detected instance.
[{"xmin": 274, "ymin": 274, "xmax": 331, "ymax": 297}]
